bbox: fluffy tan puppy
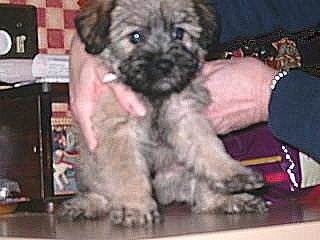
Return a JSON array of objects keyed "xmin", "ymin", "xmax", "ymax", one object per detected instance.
[{"xmin": 60, "ymin": 0, "xmax": 267, "ymax": 227}]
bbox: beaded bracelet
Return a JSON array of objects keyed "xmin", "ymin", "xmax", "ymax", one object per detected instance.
[{"xmin": 270, "ymin": 70, "xmax": 288, "ymax": 90}]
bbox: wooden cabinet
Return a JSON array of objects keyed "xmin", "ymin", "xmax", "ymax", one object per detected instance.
[{"xmin": 0, "ymin": 83, "xmax": 73, "ymax": 211}]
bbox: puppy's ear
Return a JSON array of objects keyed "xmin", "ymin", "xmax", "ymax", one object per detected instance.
[
  {"xmin": 75, "ymin": 0, "xmax": 115, "ymax": 54},
  {"xmin": 194, "ymin": 0, "xmax": 223, "ymax": 60}
]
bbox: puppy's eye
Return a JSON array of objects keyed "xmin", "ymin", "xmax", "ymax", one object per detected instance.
[
  {"xmin": 129, "ymin": 31, "xmax": 144, "ymax": 44},
  {"xmin": 173, "ymin": 27, "xmax": 185, "ymax": 40}
]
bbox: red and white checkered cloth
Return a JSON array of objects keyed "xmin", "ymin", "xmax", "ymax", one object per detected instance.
[{"xmin": 0, "ymin": 0, "xmax": 79, "ymax": 54}]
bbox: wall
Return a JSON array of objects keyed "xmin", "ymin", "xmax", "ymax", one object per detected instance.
[{"xmin": 0, "ymin": 0, "xmax": 80, "ymax": 54}]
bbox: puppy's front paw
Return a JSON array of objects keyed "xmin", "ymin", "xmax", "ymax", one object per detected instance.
[
  {"xmin": 212, "ymin": 171, "xmax": 264, "ymax": 193},
  {"xmin": 222, "ymin": 193, "xmax": 269, "ymax": 214},
  {"xmin": 110, "ymin": 201, "xmax": 160, "ymax": 227}
]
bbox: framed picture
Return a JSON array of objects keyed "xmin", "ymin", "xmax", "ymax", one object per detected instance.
[{"xmin": 51, "ymin": 102, "xmax": 78, "ymax": 195}]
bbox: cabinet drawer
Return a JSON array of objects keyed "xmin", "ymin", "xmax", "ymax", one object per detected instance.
[
  {"xmin": 0, "ymin": 133, "xmax": 39, "ymax": 164},
  {"xmin": 0, "ymin": 96, "xmax": 39, "ymax": 133}
]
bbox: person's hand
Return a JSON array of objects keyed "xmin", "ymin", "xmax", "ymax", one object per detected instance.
[
  {"xmin": 201, "ymin": 57, "xmax": 278, "ymax": 135},
  {"xmin": 69, "ymin": 36, "xmax": 146, "ymax": 152}
]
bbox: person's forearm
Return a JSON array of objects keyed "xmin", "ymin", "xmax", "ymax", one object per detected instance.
[{"xmin": 268, "ymin": 70, "xmax": 320, "ymax": 160}]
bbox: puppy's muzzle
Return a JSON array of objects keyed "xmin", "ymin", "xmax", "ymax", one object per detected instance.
[
  {"xmin": 119, "ymin": 46, "xmax": 199, "ymax": 98},
  {"xmin": 155, "ymin": 58, "xmax": 174, "ymax": 74}
]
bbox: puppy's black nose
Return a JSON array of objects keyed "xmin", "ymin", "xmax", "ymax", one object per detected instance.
[{"xmin": 155, "ymin": 58, "xmax": 174, "ymax": 73}]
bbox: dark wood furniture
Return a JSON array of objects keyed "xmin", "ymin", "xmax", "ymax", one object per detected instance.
[{"xmin": 0, "ymin": 83, "xmax": 70, "ymax": 211}]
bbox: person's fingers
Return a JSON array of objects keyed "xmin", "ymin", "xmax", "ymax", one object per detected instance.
[
  {"xmin": 69, "ymin": 97, "xmax": 98, "ymax": 152},
  {"xmin": 95, "ymin": 59, "xmax": 111, "ymax": 80},
  {"xmin": 203, "ymin": 112, "xmax": 228, "ymax": 135},
  {"xmin": 102, "ymin": 73, "xmax": 117, "ymax": 83},
  {"xmin": 202, "ymin": 58, "xmax": 241, "ymax": 76},
  {"xmin": 202, "ymin": 60, "xmax": 228, "ymax": 76},
  {"xmin": 79, "ymin": 112, "xmax": 98, "ymax": 152},
  {"xmin": 109, "ymin": 82, "xmax": 147, "ymax": 117}
]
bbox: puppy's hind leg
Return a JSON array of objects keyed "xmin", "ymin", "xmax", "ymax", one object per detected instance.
[
  {"xmin": 153, "ymin": 167, "xmax": 267, "ymax": 214},
  {"xmin": 192, "ymin": 180, "xmax": 268, "ymax": 214},
  {"xmin": 159, "ymin": 83, "xmax": 264, "ymax": 195}
]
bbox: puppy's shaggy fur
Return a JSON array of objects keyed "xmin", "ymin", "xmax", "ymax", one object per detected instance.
[{"xmin": 60, "ymin": 0, "xmax": 267, "ymax": 227}]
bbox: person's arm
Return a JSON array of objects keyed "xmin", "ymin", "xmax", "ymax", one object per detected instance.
[
  {"xmin": 202, "ymin": 57, "xmax": 320, "ymax": 161},
  {"xmin": 269, "ymin": 70, "xmax": 320, "ymax": 160}
]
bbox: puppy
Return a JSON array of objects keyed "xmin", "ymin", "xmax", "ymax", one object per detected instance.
[{"xmin": 60, "ymin": 0, "xmax": 267, "ymax": 227}]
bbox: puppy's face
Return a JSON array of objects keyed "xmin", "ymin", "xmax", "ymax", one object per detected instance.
[{"xmin": 76, "ymin": 0, "xmax": 220, "ymax": 98}]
